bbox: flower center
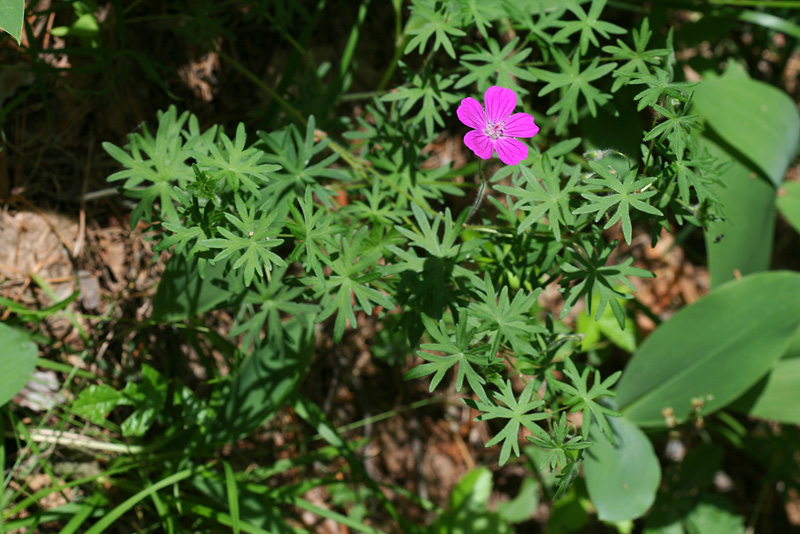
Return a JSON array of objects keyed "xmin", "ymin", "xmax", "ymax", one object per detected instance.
[{"xmin": 484, "ymin": 121, "xmax": 505, "ymax": 141}]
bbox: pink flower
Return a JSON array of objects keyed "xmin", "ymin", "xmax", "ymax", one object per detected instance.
[{"xmin": 457, "ymin": 86, "xmax": 539, "ymax": 166}]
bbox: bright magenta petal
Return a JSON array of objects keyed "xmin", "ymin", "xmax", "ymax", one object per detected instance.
[
  {"xmin": 484, "ymin": 86, "xmax": 517, "ymax": 123},
  {"xmin": 495, "ymin": 137, "xmax": 528, "ymax": 165},
  {"xmin": 503, "ymin": 112, "xmax": 539, "ymax": 138},
  {"xmin": 457, "ymin": 97, "xmax": 486, "ymax": 130},
  {"xmin": 464, "ymin": 130, "xmax": 494, "ymax": 160}
]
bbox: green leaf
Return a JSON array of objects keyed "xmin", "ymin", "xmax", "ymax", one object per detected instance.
[
  {"xmin": 119, "ymin": 365, "xmax": 168, "ymax": 437},
  {"xmin": 497, "ymin": 477, "xmax": 539, "ymax": 524},
  {"xmin": 693, "ymin": 75, "xmax": 800, "ymax": 188},
  {"xmin": 433, "ymin": 467, "xmax": 514, "ymax": 534},
  {"xmin": 526, "ymin": 413, "xmax": 591, "ymax": 472},
  {"xmin": 553, "ymin": 0, "xmax": 625, "ymax": 55},
  {"xmin": 616, "ymin": 271, "xmax": 800, "ymax": 427},
  {"xmin": 574, "ymin": 161, "xmax": 663, "ymax": 245},
  {"xmin": 454, "ymin": 36, "xmax": 538, "ymax": 97},
  {"xmin": 602, "ymin": 18, "xmax": 670, "ymax": 92},
  {"xmin": 468, "ymin": 273, "xmax": 544, "ymax": 357},
  {"xmin": 558, "ymin": 237, "xmax": 654, "ymax": 328},
  {"xmin": 310, "ymin": 227, "xmax": 394, "ymax": 342},
  {"xmin": 210, "ymin": 317, "xmax": 314, "ymax": 443},
  {"xmin": 151, "ymin": 253, "xmax": 244, "ymax": 322},
  {"xmin": 286, "ymin": 187, "xmax": 346, "ymax": 282},
  {"xmin": 0, "ymin": 323, "xmax": 37, "ymax": 407},
  {"xmin": 469, "ymin": 379, "xmax": 548, "ymax": 466},
  {"xmin": 405, "ymin": 313, "xmax": 490, "ymax": 400},
  {"xmin": 382, "ymin": 67, "xmax": 461, "ymax": 138},
  {"xmin": 72, "ymin": 384, "xmax": 126, "ymax": 425},
  {"xmin": 731, "ymin": 356, "xmax": 800, "ymax": 425},
  {"xmin": 685, "ymin": 496, "xmax": 746, "ymax": 534},
  {"xmin": 552, "ymin": 357, "xmax": 621, "ymax": 441},
  {"xmin": 625, "ymin": 67, "xmax": 696, "ymax": 112},
  {"xmin": 494, "ymin": 155, "xmax": 581, "ymax": 240},
  {"xmin": 584, "ymin": 414, "xmax": 660, "ymax": 521},
  {"xmin": 777, "ymin": 181, "xmax": 800, "ymax": 235},
  {"xmin": 701, "ymin": 136, "xmax": 775, "ymax": 288},
  {"xmin": 0, "ymin": 0, "xmax": 24, "ymax": 43},
  {"xmin": 187, "ymin": 122, "xmax": 281, "ymax": 194},
  {"xmin": 531, "ymin": 48, "xmax": 617, "ymax": 132},
  {"xmin": 199, "ymin": 195, "xmax": 286, "ymax": 287},
  {"xmin": 404, "ymin": 0, "xmax": 466, "ymax": 59}
]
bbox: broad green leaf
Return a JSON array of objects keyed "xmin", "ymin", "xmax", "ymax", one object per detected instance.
[
  {"xmin": 731, "ymin": 354, "xmax": 800, "ymax": 425},
  {"xmin": 584, "ymin": 415, "xmax": 660, "ymax": 521},
  {"xmin": 693, "ymin": 75, "xmax": 800, "ymax": 187},
  {"xmin": 0, "ymin": 0, "xmax": 24, "ymax": 43},
  {"xmin": 152, "ymin": 253, "xmax": 244, "ymax": 322},
  {"xmin": 685, "ymin": 496, "xmax": 746, "ymax": 534},
  {"xmin": 432, "ymin": 467, "xmax": 513, "ymax": 534},
  {"xmin": 209, "ymin": 317, "xmax": 314, "ymax": 443},
  {"xmin": 702, "ymin": 136, "xmax": 775, "ymax": 287},
  {"xmin": 497, "ymin": 477, "xmax": 539, "ymax": 523},
  {"xmin": 616, "ymin": 271, "xmax": 800, "ymax": 427},
  {"xmin": 777, "ymin": 181, "xmax": 800, "ymax": 235},
  {"xmin": 0, "ymin": 322, "xmax": 37, "ymax": 407},
  {"xmin": 119, "ymin": 365, "xmax": 168, "ymax": 437},
  {"xmin": 72, "ymin": 384, "xmax": 125, "ymax": 424}
]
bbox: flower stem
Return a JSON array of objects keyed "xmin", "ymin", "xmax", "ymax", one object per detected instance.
[{"xmin": 466, "ymin": 160, "xmax": 487, "ymax": 223}]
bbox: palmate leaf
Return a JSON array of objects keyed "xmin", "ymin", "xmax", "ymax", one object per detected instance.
[
  {"xmin": 526, "ymin": 413, "xmax": 591, "ymax": 471},
  {"xmin": 669, "ymin": 149, "xmax": 722, "ymax": 206},
  {"xmin": 381, "ymin": 67, "xmax": 461, "ymax": 138},
  {"xmin": 199, "ymin": 194, "xmax": 286, "ymax": 286},
  {"xmin": 573, "ymin": 161, "xmax": 663, "ymax": 244},
  {"xmin": 458, "ymin": 0, "xmax": 505, "ymax": 37},
  {"xmin": 231, "ymin": 263, "xmax": 318, "ymax": 349},
  {"xmin": 530, "ymin": 48, "xmax": 617, "ymax": 133},
  {"xmin": 625, "ymin": 66, "xmax": 697, "ymax": 111},
  {"xmin": 558, "ymin": 236, "xmax": 653, "ymax": 328},
  {"xmin": 455, "ymin": 36, "xmax": 539, "ymax": 97},
  {"xmin": 286, "ymin": 187, "xmax": 346, "ymax": 282},
  {"xmin": 466, "ymin": 379, "xmax": 549, "ymax": 466},
  {"xmin": 257, "ymin": 116, "xmax": 348, "ymax": 207},
  {"xmin": 404, "ymin": 0, "xmax": 466, "ymax": 59},
  {"xmin": 404, "ymin": 313, "xmax": 490, "ymax": 400},
  {"xmin": 503, "ymin": 2, "xmax": 566, "ymax": 57},
  {"xmin": 103, "ymin": 106, "xmax": 206, "ymax": 226},
  {"xmin": 468, "ymin": 273, "xmax": 544, "ymax": 357},
  {"xmin": 494, "ymin": 155, "xmax": 582, "ymax": 240},
  {"xmin": 553, "ymin": 0, "xmax": 625, "ymax": 55},
  {"xmin": 551, "ymin": 357, "xmax": 621, "ymax": 442},
  {"xmin": 310, "ymin": 227, "xmax": 395, "ymax": 342},
  {"xmin": 187, "ymin": 122, "xmax": 281, "ymax": 194},
  {"xmin": 602, "ymin": 18, "xmax": 671, "ymax": 92},
  {"xmin": 645, "ymin": 101, "xmax": 702, "ymax": 160}
]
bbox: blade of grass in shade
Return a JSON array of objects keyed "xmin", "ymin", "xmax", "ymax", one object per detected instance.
[
  {"xmin": 291, "ymin": 496, "xmax": 386, "ymax": 534},
  {"xmin": 56, "ymin": 500, "xmax": 98, "ymax": 534},
  {"xmin": 83, "ymin": 468, "xmax": 195, "ymax": 534},
  {"xmin": 148, "ymin": 483, "xmax": 175, "ymax": 534},
  {"xmin": 223, "ymin": 460, "xmax": 241, "ymax": 534},
  {"xmin": 181, "ymin": 502, "xmax": 306, "ymax": 534},
  {"xmin": 735, "ymin": 9, "xmax": 800, "ymax": 41},
  {"xmin": 2, "ymin": 464, "xmax": 139, "ymax": 519}
]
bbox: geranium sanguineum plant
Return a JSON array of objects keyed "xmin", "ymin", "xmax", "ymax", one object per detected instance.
[{"xmin": 457, "ymin": 86, "xmax": 539, "ymax": 166}]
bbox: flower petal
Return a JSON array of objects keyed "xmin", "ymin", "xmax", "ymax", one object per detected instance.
[
  {"xmin": 457, "ymin": 97, "xmax": 486, "ymax": 130},
  {"xmin": 495, "ymin": 137, "xmax": 528, "ymax": 166},
  {"xmin": 484, "ymin": 86, "xmax": 517, "ymax": 123},
  {"xmin": 503, "ymin": 112, "xmax": 539, "ymax": 139},
  {"xmin": 464, "ymin": 130, "xmax": 494, "ymax": 160}
]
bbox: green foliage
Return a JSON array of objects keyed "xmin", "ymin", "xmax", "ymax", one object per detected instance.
[
  {"xmin": 0, "ymin": 323, "xmax": 37, "ymax": 407},
  {"xmin": 467, "ymin": 379, "xmax": 549, "ymax": 466},
  {"xmin": 9, "ymin": 0, "xmax": 797, "ymax": 531}
]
